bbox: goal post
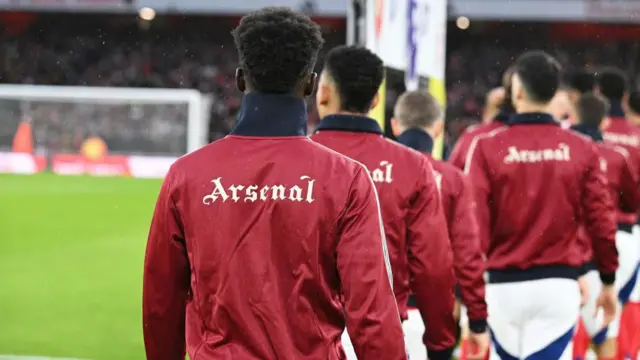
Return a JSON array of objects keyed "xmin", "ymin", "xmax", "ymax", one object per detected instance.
[{"xmin": 0, "ymin": 84, "xmax": 211, "ymax": 177}]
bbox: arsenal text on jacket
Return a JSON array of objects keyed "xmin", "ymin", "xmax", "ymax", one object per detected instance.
[
  {"xmin": 202, "ymin": 176, "xmax": 316, "ymax": 204},
  {"xmin": 503, "ymin": 143, "xmax": 571, "ymax": 164}
]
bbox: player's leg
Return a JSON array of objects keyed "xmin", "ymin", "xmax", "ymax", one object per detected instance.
[
  {"xmin": 613, "ymin": 228, "xmax": 640, "ymax": 359},
  {"xmin": 576, "ymin": 269, "xmax": 603, "ymax": 359},
  {"xmin": 486, "ymin": 282, "xmax": 524, "ymax": 359},
  {"xmin": 521, "ymin": 278, "xmax": 580, "ymax": 360}
]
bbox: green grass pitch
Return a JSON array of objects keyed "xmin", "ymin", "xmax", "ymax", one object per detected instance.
[{"xmin": 0, "ymin": 173, "xmax": 162, "ymax": 360}]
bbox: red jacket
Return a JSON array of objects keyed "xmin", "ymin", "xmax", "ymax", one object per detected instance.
[
  {"xmin": 601, "ymin": 105, "xmax": 640, "ymax": 224},
  {"xmin": 311, "ymin": 115, "xmax": 456, "ymax": 357},
  {"xmin": 465, "ymin": 112, "xmax": 619, "ymax": 285},
  {"xmin": 572, "ymin": 125, "xmax": 639, "ymax": 265},
  {"xmin": 396, "ymin": 129, "xmax": 487, "ymax": 331},
  {"xmin": 143, "ymin": 94, "xmax": 406, "ymax": 360},
  {"xmin": 448, "ymin": 113, "xmax": 509, "ymax": 170}
]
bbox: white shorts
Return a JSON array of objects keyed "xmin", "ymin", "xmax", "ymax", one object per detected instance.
[
  {"xmin": 487, "ymin": 278, "xmax": 580, "ymax": 360},
  {"xmin": 342, "ymin": 324, "xmax": 412, "ymax": 360},
  {"xmin": 403, "ymin": 309, "xmax": 427, "ymax": 360},
  {"xmin": 629, "ymin": 226, "xmax": 640, "ymax": 303},
  {"xmin": 341, "ymin": 329, "xmax": 357, "ymax": 360},
  {"xmin": 615, "ymin": 229, "xmax": 640, "ymax": 305}
]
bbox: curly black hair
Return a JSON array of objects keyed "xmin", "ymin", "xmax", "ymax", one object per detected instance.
[
  {"xmin": 323, "ymin": 45, "xmax": 384, "ymax": 113},
  {"xmin": 513, "ymin": 50, "xmax": 561, "ymax": 104},
  {"xmin": 232, "ymin": 7, "xmax": 324, "ymax": 94},
  {"xmin": 595, "ymin": 67, "xmax": 628, "ymax": 101}
]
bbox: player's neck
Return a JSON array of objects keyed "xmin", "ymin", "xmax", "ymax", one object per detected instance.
[
  {"xmin": 334, "ymin": 111, "xmax": 369, "ymax": 118},
  {"xmin": 626, "ymin": 114, "xmax": 640, "ymax": 126},
  {"xmin": 515, "ymin": 102, "xmax": 548, "ymax": 115}
]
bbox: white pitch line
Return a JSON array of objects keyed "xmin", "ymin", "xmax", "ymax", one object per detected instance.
[{"xmin": 0, "ymin": 356, "xmax": 90, "ymax": 360}]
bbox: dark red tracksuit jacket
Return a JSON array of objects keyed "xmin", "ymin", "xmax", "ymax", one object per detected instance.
[
  {"xmin": 310, "ymin": 115, "xmax": 456, "ymax": 359},
  {"xmin": 465, "ymin": 112, "xmax": 618, "ymax": 285},
  {"xmin": 142, "ymin": 93, "xmax": 407, "ymax": 360},
  {"xmin": 396, "ymin": 129, "xmax": 487, "ymax": 333},
  {"xmin": 601, "ymin": 102, "xmax": 640, "ymax": 225},
  {"xmin": 571, "ymin": 125, "xmax": 640, "ymax": 268},
  {"xmin": 448, "ymin": 112, "xmax": 509, "ymax": 170}
]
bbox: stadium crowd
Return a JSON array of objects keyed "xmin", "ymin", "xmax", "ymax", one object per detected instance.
[{"xmin": 1, "ymin": 14, "xmax": 640, "ymax": 155}]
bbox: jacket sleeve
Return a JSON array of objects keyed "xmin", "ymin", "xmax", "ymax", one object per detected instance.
[
  {"xmin": 406, "ymin": 159, "xmax": 457, "ymax": 358},
  {"xmin": 448, "ymin": 133, "xmax": 471, "ymax": 170},
  {"xmin": 448, "ymin": 170, "xmax": 488, "ymax": 333},
  {"xmin": 616, "ymin": 150, "xmax": 640, "ymax": 213},
  {"xmin": 582, "ymin": 147, "xmax": 619, "ymax": 285},
  {"xmin": 143, "ymin": 169, "xmax": 191, "ymax": 360},
  {"xmin": 337, "ymin": 167, "xmax": 407, "ymax": 360},
  {"xmin": 464, "ymin": 138, "xmax": 492, "ymax": 254}
]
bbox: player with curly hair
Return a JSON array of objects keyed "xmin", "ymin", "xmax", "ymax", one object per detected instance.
[{"xmin": 143, "ymin": 8, "xmax": 407, "ymax": 360}]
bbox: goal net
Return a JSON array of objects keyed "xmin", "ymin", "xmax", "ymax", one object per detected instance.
[{"xmin": 0, "ymin": 85, "xmax": 211, "ymax": 177}]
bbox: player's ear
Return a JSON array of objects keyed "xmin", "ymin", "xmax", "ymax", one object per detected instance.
[
  {"xmin": 303, "ymin": 72, "xmax": 318, "ymax": 97},
  {"xmin": 370, "ymin": 92, "xmax": 380, "ymax": 111},
  {"xmin": 316, "ymin": 74, "xmax": 330, "ymax": 106},
  {"xmin": 390, "ymin": 118, "xmax": 400, "ymax": 137},
  {"xmin": 235, "ymin": 68, "xmax": 246, "ymax": 93},
  {"xmin": 433, "ymin": 118, "xmax": 445, "ymax": 138}
]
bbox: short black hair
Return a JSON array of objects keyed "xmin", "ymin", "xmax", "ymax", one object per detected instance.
[
  {"xmin": 595, "ymin": 67, "xmax": 628, "ymax": 101},
  {"xmin": 513, "ymin": 50, "xmax": 561, "ymax": 104},
  {"xmin": 323, "ymin": 45, "xmax": 384, "ymax": 113},
  {"xmin": 232, "ymin": 7, "xmax": 324, "ymax": 93},
  {"xmin": 628, "ymin": 90, "xmax": 640, "ymax": 114},
  {"xmin": 567, "ymin": 70, "xmax": 595, "ymax": 94},
  {"xmin": 576, "ymin": 93, "xmax": 609, "ymax": 128},
  {"xmin": 394, "ymin": 91, "xmax": 442, "ymax": 128}
]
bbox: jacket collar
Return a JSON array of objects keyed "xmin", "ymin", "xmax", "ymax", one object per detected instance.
[
  {"xmin": 571, "ymin": 124, "xmax": 604, "ymax": 142},
  {"xmin": 315, "ymin": 114, "xmax": 383, "ymax": 134},
  {"xmin": 609, "ymin": 101, "xmax": 625, "ymax": 118},
  {"xmin": 507, "ymin": 112, "xmax": 559, "ymax": 126},
  {"xmin": 396, "ymin": 128, "xmax": 434, "ymax": 154},
  {"xmin": 494, "ymin": 111, "xmax": 512, "ymax": 123},
  {"xmin": 231, "ymin": 92, "xmax": 307, "ymax": 137}
]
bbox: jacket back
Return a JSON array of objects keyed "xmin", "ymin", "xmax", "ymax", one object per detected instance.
[
  {"xmin": 311, "ymin": 115, "xmax": 456, "ymax": 354},
  {"xmin": 142, "ymin": 94, "xmax": 406, "ymax": 360},
  {"xmin": 577, "ymin": 142, "xmax": 638, "ymax": 263},
  {"xmin": 465, "ymin": 113, "xmax": 618, "ymax": 282},
  {"xmin": 395, "ymin": 129, "xmax": 487, "ymax": 326},
  {"xmin": 602, "ymin": 114, "xmax": 640, "ymax": 224},
  {"xmin": 448, "ymin": 114, "xmax": 509, "ymax": 170}
]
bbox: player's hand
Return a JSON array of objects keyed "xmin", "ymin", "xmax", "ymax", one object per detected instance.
[
  {"xmin": 467, "ymin": 331, "xmax": 490, "ymax": 360},
  {"xmin": 595, "ymin": 285, "xmax": 617, "ymax": 326},
  {"xmin": 453, "ymin": 299, "xmax": 461, "ymax": 323},
  {"xmin": 578, "ymin": 275, "xmax": 589, "ymax": 307}
]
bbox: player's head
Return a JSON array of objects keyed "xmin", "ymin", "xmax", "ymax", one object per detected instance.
[
  {"xmin": 232, "ymin": 7, "xmax": 324, "ymax": 97},
  {"xmin": 511, "ymin": 51, "xmax": 561, "ymax": 112},
  {"xmin": 316, "ymin": 45, "xmax": 384, "ymax": 118},
  {"xmin": 566, "ymin": 70, "xmax": 595, "ymax": 103},
  {"xmin": 595, "ymin": 67, "xmax": 627, "ymax": 102},
  {"xmin": 548, "ymin": 89, "xmax": 573, "ymax": 121},
  {"xmin": 391, "ymin": 90, "xmax": 444, "ymax": 138},
  {"xmin": 624, "ymin": 90, "xmax": 640, "ymax": 124},
  {"xmin": 576, "ymin": 93, "xmax": 609, "ymax": 128}
]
